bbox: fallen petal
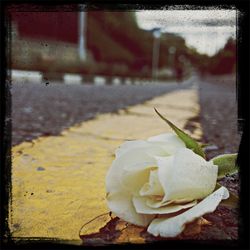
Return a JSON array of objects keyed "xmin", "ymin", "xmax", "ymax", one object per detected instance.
[{"xmin": 182, "ymin": 217, "xmax": 211, "ymax": 237}]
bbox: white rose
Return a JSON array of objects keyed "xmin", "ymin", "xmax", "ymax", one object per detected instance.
[{"xmin": 106, "ymin": 133, "xmax": 229, "ymax": 237}]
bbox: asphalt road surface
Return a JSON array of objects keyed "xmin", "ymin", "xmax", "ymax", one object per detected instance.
[
  {"xmin": 199, "ymin": 74, "xmax": 241, "ymax": 160},
  {"xmin": 198, "ymin": 75, "xmax": 240, "ymax": 240},
  {"xmin": 10, "ymin": 74, "xmax": 241, "ymax": 240},
  {"xmin": 11, "ymin": 80, "xmax": 192, "ymax": 146},
  {"xmin": 11, "ymin": 75, "xmax": 241, "ymax": 153}
]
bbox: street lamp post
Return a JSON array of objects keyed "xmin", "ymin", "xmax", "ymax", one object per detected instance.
[
  {"xmin": 78, "ymin": 7, "xmax": 87, "ymax": 61},
  {"xmin": 152, "ymin": 28, "xmax": 161, "ymax": 82}
]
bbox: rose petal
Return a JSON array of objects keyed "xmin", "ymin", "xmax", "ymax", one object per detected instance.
[
  {"xmin": 147, "ymin": 133, "xmax": 184, "ymax": 145},
  {"xmin": 115, "ymin": 140, "xmax": 149, "ymax": 157},
  {"xmin": 147, "ymin": 186, "xmax": 229, "ymax": 237},
  {"xmin": 121, "ymin": 146, "xmax": 164, "ymax": 172},
  {"xmin": 121, "ymin": 169, "xmax": 150, "ymax": 194},
  {"xmin": 139, "ymin": 169, "xmax": 164, "ymax": 196},
  {"xmin": 133, "ymin": 196, "xmax": 197, "ymax": 214},
  {"xmin": 146, "ymin": 197, "xmax": 195, "ymax": 208},
  {"xmin": 156, "ymin": 148, "xmax": 218, "ymax": 201},
  {"xmin": 116, "ymin": 141, "xmax": 168, "ymax": 165},
  {"xmin": 106, "ymin": 147, "xmax": 155, "ymax": 193},
  {"xmin": 147, "ymin": 133, "xmax": 185, "ymax": 154},
  {"xmin": 156, "ymin": 155, "xmax": 173, "ymax": 201},
  {"xmin": 106, "ymin": 191, "xmax": 154, "ymax": 227},
  {"xmin": 117, "ymin": 133, "xmax": 185, "ymax": 161}
]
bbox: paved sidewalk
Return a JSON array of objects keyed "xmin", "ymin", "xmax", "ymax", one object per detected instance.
[{"xmin": 10, "ymin": 88, "xmax": 201, "ymax": 243}]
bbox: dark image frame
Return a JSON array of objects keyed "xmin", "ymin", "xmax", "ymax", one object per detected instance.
[{"xmin": 1, "ymin": 1, "xmax": 249, "ymax": 249}]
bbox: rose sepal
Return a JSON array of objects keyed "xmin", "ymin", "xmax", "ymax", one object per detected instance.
[
  {"xmin": 210, "ymin": 153, "xmax": 238, "ymax": 180},
  {"xmin": 154, "ymin": 108, "xmax": 205, "ymax": 158}
]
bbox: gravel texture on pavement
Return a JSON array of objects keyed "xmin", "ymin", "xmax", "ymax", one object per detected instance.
[
  {"xmin": 197, "ymin": 74, "xmax": 240, "ymax": 240},
  {"xmin": 198, "ymin": 75, "xmax": 241, "ymax": 195},
  {"xmin": 198, "ymin": 74, "xmax": 241, "ymax": 160},
  {"xmin": 11, "ymin": 81, "xmax": 190, "ymax": 146}
]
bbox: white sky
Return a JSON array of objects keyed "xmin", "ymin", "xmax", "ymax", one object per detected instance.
[{"xmin": 135, "ymin": 10, "xmax": 236, "ymax": 56}]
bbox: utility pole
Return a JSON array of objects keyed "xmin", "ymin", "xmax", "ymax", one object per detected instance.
[{"xmin": 78, "ymin": 7, "xmax": 86, "ymax": 61}]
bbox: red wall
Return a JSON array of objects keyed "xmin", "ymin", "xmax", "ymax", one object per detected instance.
[{"xmin": 11, "ymin": 11, "xmax": 78, "ymax": 44}]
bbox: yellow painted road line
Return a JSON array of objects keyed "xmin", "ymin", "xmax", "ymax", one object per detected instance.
[{"xmin": 10, "ymin": 88, "xmax": 202, "ymax": 243}]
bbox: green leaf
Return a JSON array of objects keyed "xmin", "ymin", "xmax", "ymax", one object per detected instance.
[
  {"xmin": 215, "ymin": 183, "xmax": 239, "ymax": 208},
  {"xmin": 154, "ymin": 108, "xmax": 206, "ymax": 158},
  {"xmin": 211, "ymin": 153, "xmax": 238, "ymax": 180},
  {"xmin": 200, "ymin": 143, "xmax": 211, "ymax": 148}
]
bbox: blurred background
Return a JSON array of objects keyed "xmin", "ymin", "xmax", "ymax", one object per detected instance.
[
  {"xmin": 9, "ymin": 9, "xmax": 236, "ymax": 83},
  {"xmin": 8, "ymin": 7, "xmax": 239, "ymax": 154}
]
